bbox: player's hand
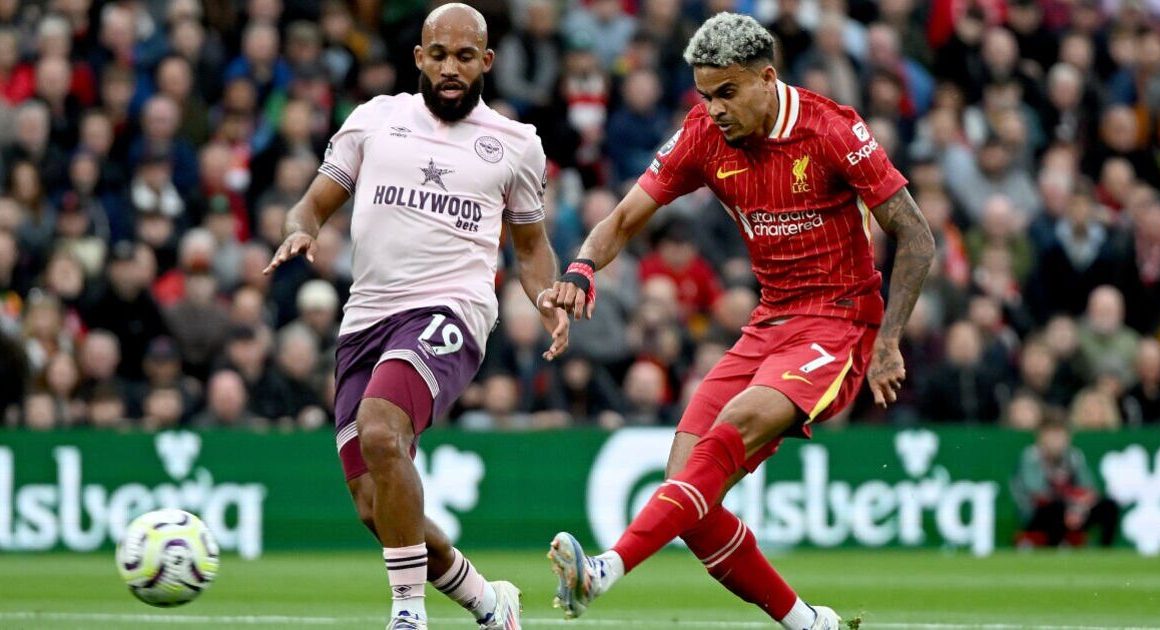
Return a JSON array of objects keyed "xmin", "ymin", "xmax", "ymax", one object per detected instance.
[
  {"xmin": 537, "ymin": 288, "xmax": 570, "ymax": 360},
  {"xmin": 550, "ymin": 279, "xmax": 594, "ymax": 320},
  {"xmin": 263, "ymin": 231, "xmax": 318, "ymax": 275},
  {"xmin": 867, "ymin": 338, "xmax": 905, "ymax": 408},
  {"xmin": 552, "ymin": 259, "xmax": 597, "ymax": 320}
]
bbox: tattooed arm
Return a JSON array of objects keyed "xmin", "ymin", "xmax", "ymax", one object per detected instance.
[{"xmin": 868, "ymin": 187, "xmax": 935, "ymax": 407}]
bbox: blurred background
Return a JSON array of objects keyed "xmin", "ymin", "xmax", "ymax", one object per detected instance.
[{"xmin": 1, "ymin": 0, "xmax": 1160, "ymax": 559}]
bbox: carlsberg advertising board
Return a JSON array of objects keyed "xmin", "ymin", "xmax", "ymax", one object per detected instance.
[
  {"xmin": 589, "ymin": 429, "xmax": 999, "ymax": 555},
  {"xmin": 1, "ymin": 427, "xmax": 1158, "ymax": 556}
]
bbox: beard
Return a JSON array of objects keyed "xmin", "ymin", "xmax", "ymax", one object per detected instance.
[{"xmin": 420, "ymin": 73, "xmax": 485, "ymax": 122}]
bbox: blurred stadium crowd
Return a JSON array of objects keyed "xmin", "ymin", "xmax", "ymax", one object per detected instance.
[{"xmin": 1, "ymin": 0, "xmax": 1159, "ymax": 433}]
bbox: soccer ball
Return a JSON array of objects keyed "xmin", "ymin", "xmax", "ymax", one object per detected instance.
[{"xmin": 115, "ymin": 509, "xmax": 220, "ymax": 607}]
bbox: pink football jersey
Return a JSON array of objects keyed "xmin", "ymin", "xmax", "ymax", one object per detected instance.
[{"xmin": 319, "ymin": 93, "xmax": 547, "ymax": 346}]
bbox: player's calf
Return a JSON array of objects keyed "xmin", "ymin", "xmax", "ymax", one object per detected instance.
[
  {"xmin": 682, "ymin": 504, "xmax": 836, "ymax": 630},
  {"xmin": 357, "ymin": 399, "xmax": 428, "ymax": 622}
]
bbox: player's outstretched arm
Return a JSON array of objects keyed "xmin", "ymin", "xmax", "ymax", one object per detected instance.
[
  {"xmin": 551, "ymin": 185, "xmax": 662, "ymax": 319},
  {"xmin": 509, "ymin": 220, "xmax": 570, "ymax": 361},
  {"xmin": 263, "ymin": 175, "xmax": 350, "ymax": 275},
  {"xmin": 868, "ymin": 187, "xmax": 936, "ymax": 407}
]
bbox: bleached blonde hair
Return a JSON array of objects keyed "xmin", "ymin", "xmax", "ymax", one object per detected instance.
[{"xmin": 683, "ymin": 12, "xmax": 776, "ymax": 68}]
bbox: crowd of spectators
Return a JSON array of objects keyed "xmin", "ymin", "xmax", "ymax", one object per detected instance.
[{"xmin": 1, "ymin": 0, "xmax": 1160, "ymax": 434}]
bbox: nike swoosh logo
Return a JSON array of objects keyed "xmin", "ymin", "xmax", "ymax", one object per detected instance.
[
  {"xmin": 657, "ymin": 493, "xmax": 684, "ymax": 510},
  {"xmin": 782, "ymin": 371, "xmax": 813, "ymax": 385},
  {"xmin": 716, "ymin": 166, "xmax": 749, "ymax": 179}
]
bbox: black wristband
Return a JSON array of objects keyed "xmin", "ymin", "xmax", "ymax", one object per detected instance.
[
  {"xmin": 559, "ymin": 271, "xmax": 591, "ymax": 294},
  {"xmin": 560, "ymin": 259, "xmax": 596, "ymax": 294}
]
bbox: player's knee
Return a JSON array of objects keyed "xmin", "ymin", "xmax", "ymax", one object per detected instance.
[
  {"xmin": 717, "ymin": 389, "xmax": 797, "ymax": 445},
  {"xmin": 356, "ymin": 401, "xmax": 413, "ymax": 468},
  {"xmin": 716, "ymin": 405, "xmax": 764, "ymax": 437},
  {"xmin": 358, "ymin": 423, "xmax": 410, "ymax": 467}
]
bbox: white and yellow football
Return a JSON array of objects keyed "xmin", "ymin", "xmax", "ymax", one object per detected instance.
[{"xmin": 115, "ymin": 509, "xmax": 220, "ymax": 607}]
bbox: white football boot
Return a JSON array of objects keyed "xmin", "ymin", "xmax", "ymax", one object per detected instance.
[
  {"xmin": 547, "ymin": 531, "xmax": 615, "ymax": 619},
  {"xmin": 385, "ymin": 610, "xmax": 426, "ymax": 630},
  {"xmin": 478, "ymin": 580, "xmax": 522, "ymax": 629},
  {"xmin": 810, "ymin": 605, "xmax": 843, "ymax": 630}
]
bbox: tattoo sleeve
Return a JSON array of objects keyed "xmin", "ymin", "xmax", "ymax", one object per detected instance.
[{"xmin": 870, "ymin": 188, "xmax": 936, "ymax": 342}]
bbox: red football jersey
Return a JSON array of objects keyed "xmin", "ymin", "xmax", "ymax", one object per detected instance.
[{"xmin": 637, "ymin": 80, "xmax": 908, "ymax": 326}]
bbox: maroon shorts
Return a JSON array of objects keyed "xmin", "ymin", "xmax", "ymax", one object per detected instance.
[
  {"xmin": 678, "ymin": 315, "xmax": 876, "ymax": 471},
  {"xmin": 333, "ymin": 306, "xmax": 482, "ymax": 480}
]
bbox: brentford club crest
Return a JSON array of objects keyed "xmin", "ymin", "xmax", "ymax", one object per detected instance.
[{"xmin": 474, "ymin": 136, "xmax": 503, "ymax": 163}]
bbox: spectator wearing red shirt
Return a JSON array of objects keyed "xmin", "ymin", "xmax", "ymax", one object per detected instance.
[
  {"xmin": 0, "ymin": 27, "xmax": 33, "ymax": 103},
  {"xmin": 639, "ymin": 219, "xmax": 723, "ymax": 323}
]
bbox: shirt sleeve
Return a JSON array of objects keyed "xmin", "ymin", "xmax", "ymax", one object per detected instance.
[
  {"xmin": 503, "ymin": 135, "xmax": 548, "ymax": 224},
  {"xmin": 822, "ymin": 106, "xmax": 908, "ymax": 209},
  {"xmin": 318, "ymin": 100, "xmax": 374, "ymax": 195},
  {"xmin": 636, "ymin": 112, "xmax": 706, "ymax": 206}
]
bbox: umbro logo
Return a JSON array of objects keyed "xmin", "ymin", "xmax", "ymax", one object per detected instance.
[{"xmin": 390, "ymin": 126, "xmax": 412, "ymax": 138}]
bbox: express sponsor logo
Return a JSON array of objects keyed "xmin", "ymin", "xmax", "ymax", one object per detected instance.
[{"xmin": 846, "ymin": 139, "xmax": 880, "ymax": 166}]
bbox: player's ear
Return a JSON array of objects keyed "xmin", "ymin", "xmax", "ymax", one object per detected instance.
[
  {"xmin": 413, "ymin": 45, "xmax": 423, "ymax": 69},
  {"xmin": 762, "ymin": 64, "xmax": 778, "ymax": 91},
  {"xmin": 482, "ymin": 48, "xmax": 495, "ymax": 72}
]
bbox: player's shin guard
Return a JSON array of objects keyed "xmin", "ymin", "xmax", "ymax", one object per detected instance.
[
  {"xmin": 681, "ymin": 505, "xmax": 798, "ymax": 620},
  {"xmin": 611, "ymin": 423, "xmax": 747, "ymax": 572}
]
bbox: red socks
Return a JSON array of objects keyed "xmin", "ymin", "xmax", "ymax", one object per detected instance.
[
  {"xmin": 681, "ymin": 504, "xmax": 798, "ymax": 620},
  {"xmin": 612, "ymin": 424, "xmax": 747, "ymax": 572},
  {"xmin": 611, "ymin": 422, "xmax": 798, "ymax": 622}
]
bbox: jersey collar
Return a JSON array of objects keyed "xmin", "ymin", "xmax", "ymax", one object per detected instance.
[{"xmin": 767, "ymin": 80, "xmax": 801, "ymax": 141}]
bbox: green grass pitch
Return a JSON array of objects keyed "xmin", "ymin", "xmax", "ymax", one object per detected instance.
[{"xmin": 1, "ymin": 548, "xmax": 1157, "ymax": 629}]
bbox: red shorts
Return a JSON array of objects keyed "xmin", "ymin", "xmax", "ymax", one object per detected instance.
[{"xmin": 678, "ymin": 315, "xmax": 877, "ymax": 471}]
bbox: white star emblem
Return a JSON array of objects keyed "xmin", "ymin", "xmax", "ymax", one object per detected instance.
[{"xmin": 419, "ymin": 158, "xmax": 453, "ymax": 191}]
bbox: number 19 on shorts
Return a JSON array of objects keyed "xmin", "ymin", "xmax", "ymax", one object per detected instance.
[{"xmin": 418, "ymin": 313, "xmax": 463, "ymax": 355}]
